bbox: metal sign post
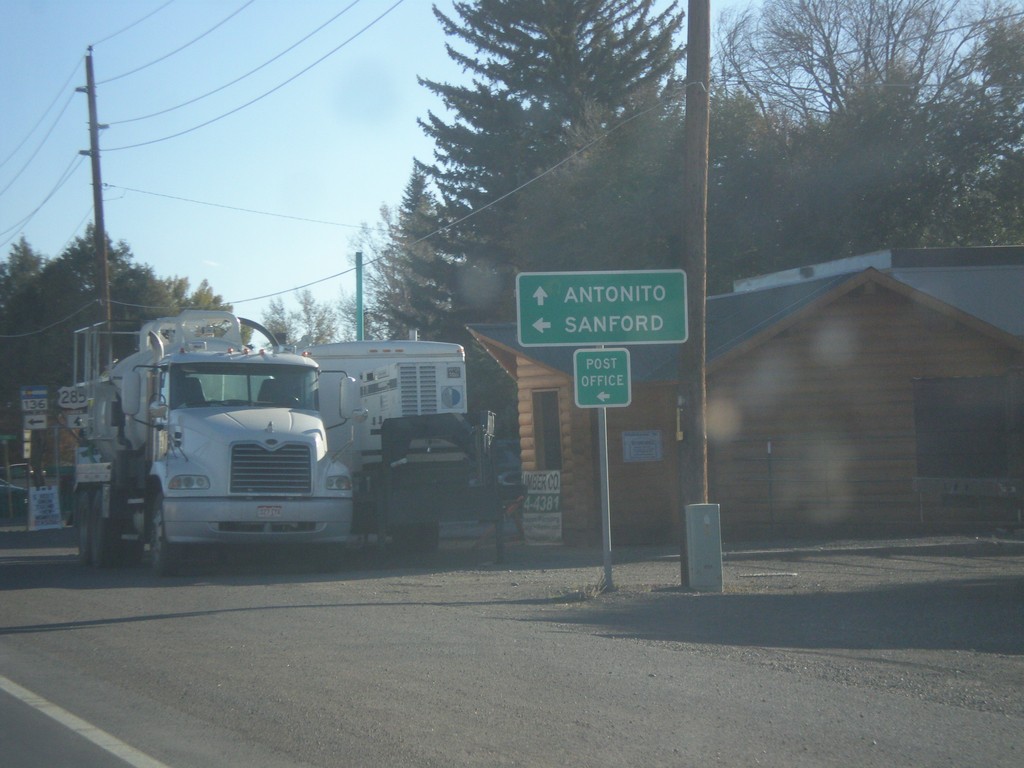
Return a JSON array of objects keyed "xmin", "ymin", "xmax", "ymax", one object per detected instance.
[
  {"xmin": 574, "ymin": 348, "xmax": 631, "ymax": 590},
  {"xmin": 597, "ymin": 405, "xmax": 612, "ymax": 589}
]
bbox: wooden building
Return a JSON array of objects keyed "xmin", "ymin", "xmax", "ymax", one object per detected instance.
[{"xmin": 469, "ymin": 249, "xmax": 1024, "ymax": 543}]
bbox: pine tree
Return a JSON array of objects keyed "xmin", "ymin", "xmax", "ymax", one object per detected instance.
[
  {"xmin": 417, "ymin": 0, "xmax": 685, "ymax": 317},
  {"xmin": 363, "ymin": 163, "xmax": 475, "ymax": 342}
]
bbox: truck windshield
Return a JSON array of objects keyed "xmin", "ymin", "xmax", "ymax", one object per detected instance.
[{"xmin": 168, "ymin": 363, "xmax": 318, "ymax": 410}]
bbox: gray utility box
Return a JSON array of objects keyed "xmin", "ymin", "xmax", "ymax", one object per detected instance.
[{"xmin": 684, "ymin": 503, "xmax": 723, "ymax": 592}]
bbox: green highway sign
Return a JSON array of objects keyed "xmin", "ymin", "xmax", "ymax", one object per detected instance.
[
  {"xmin": 574, "ymin": 348, "xmax": 631, "ymax": 408},
  {"xmin": 516, "ymin": 270, "xmax": 687, "ymax": 346}
]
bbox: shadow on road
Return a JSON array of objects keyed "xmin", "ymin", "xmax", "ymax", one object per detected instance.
[{"xmin": 530, "ymin": 574, "xmax": 1024, "ymax": 655}]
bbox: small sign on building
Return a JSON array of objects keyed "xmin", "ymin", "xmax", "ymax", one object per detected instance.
[
  {"xmin": 28, "ymin": 486, "xmax": 62, "ymax": 531},
  {"xmin": 520, "ymin": 469, "xmax": 562, "ymax": 543},
  {"xmin": 623, "ymin": 430, "xmax": 663, "ymax": 463}
]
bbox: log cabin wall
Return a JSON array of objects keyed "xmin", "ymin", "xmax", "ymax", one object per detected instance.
[
  {"xmin": 515, "ymin": 355, "xmax": 598, "ymax": 544},
  {"xmin": 707, "ymin": 283, "xmax": 1022, "ymax": 535},
  {"xmin": 605, "ymin": 383, "xmax": 680, "ymax": 544},
  {"xmin": 472, "ymin": 259, "xmax": 1023, "ymax": 543},
  {"xmin": 515, "ymin": 355, "xmax": 681, "ymax": 545}
]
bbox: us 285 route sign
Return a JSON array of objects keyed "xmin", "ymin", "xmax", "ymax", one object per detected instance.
[{"xmin": 516, "ymin": 270, "xmax": 687, "ymax": 346}]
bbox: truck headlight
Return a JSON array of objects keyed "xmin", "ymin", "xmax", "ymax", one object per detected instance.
[
  {"xmin": 169, "ymin": 474, "xmax": 211, "ymax": 490},
  {"xmin": 326, "ymin": 474, "xmax": 352, "ymax": 491}
]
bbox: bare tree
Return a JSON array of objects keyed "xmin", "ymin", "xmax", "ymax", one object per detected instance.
[
  {"xmin": 260, "ymin": 290, "xmax": 339, "ymax": 346},
  {"xmin": 715, "ymin": 0, "xmax": 1011, "ymax": 119}
]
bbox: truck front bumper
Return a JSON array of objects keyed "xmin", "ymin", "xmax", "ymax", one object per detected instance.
[{"xmin": 161, "ymin": 496, "xmax": 353, "ymax": 544}]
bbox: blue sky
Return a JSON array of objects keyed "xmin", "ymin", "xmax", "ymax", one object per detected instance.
[{"xmin": 1, "ymin": 1, "xmax": 735, "ymax": 332}]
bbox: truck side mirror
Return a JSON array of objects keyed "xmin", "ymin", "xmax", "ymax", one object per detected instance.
[
  {"xmin": 122, "ymin": 370, "xmax": 143, "ymax": 416},
  {"xmin": 149, "ymin": 403, "xmax": 169, "ymax": 427},
  {"xmin": 339, "ymin": 376, "xmax": 368, "ymax": 423}
]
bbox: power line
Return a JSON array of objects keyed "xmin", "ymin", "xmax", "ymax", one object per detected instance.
[
  {"xmin": 105, "ymin": 0, "xmax": 408, "ymax": 152},
  {"xmin": 0, "ymin": 300, "xmax": 98, "ymax": 340},
  {"xmin": 108, "ymin": 0, "xmax": 366, "ymax": 126},
  {"xmin": 218, "ymin": 85, "xmax": 698, "ymax": 307},
  {"xmin": 57, "ymin": 206, "xmax": 97, "ymax": 256},
  {"xmin": 98, "ymin": 0, "xmax": 254, "ymax": 84},
  {"xmin": 8, "ymin": 3, "xmax": 1021, "ymax": 323},
  {"xmin": 92, "ymin": 0, "xmax": 177, "ymax": 47},
  {"xmin": 0, "ymin": 60, "xmax": 81, "ymax": 175},
  {"xmin": 0, "ymin": 89, "xmax": 79, "ymax": 199},
  {"xmin": 0, "ymin": 154, "xmax": 87, "ymax": 248},
  {"xmin": 103, "ymin": 184, "xmax": 364, "ymax": 228}
]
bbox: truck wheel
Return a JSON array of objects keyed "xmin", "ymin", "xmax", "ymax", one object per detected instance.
[
  {"xmin": 90, "ymin": 493, "xmax": 118, "ymax": 568},
  {"xmin": 75, "ymin": 490, "xmax": 93, "ymax": 566},
  {"xmin": 150, "ymin": 494, "xmax": 180, "ymax": 577}
]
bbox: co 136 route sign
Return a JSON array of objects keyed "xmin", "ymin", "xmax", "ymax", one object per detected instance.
[{"xmin": 516, "ymin": 270, "xmax": 687, "ymax": 347}]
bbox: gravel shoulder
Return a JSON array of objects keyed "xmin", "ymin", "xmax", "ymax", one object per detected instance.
[{"xmin": 487, "ymin": 533, "xmax": 1024, "ymax": 720}]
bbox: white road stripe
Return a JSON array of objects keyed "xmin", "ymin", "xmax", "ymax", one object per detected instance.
[{"xmin": 0, "ymin": 674, "xmax": 171, "ymax": 768}]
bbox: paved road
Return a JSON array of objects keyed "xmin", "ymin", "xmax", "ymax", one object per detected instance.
[{"xmin": 1, "ymin": 525, "xmax": 1022, "ymax": 767}]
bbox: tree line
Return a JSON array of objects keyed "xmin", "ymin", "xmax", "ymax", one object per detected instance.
[{"xmin": 3, "ymin": 0, "xmax": 1022, "ymax": 427}]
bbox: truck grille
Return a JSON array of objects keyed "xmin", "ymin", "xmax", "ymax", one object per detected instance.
[
  {"xmin": 231, "ymin": 443, "xmax": 312, "ymax": 494},
  {"xmin": 399, "ymin": 364, "xmax": 438, "ymax": 415}
]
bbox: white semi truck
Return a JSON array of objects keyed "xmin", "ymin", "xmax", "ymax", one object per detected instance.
[
  {"xmin": 306, "ymin": 339, "xmax": 496, "ymax": 551},
  {"xmin": 73, "ymin": 311, "xmax": 354, "ymax": 575}
]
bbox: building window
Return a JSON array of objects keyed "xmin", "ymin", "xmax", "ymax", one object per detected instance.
[{"xmin": 533, "ymin": 390, "xmax": 563, "ymax": 470}]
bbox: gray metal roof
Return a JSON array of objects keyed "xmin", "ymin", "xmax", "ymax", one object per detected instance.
[{"xmin": 890, "ymin": 266, "xmax": 1024, "ymax": 337}]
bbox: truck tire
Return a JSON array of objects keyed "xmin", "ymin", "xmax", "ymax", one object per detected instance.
[
  {"xmin": 150, "ymin": 493, "xmax": 180, "ymax": 577},
  {"xmin": 89, "ymin": 492, "xmax": 118, "ymax": 568},
  {"xmin": 75, "ymin": 489, "xmax": 93, "ymax": 566}
]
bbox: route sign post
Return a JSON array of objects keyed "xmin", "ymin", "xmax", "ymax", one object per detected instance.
[
  {"xmin": 516, "ymin": 269, "xmax": 687, "ymax": 347},
  {"xmin": 574, "ymin": 348, "xmax": 631, "ymax": 408}
]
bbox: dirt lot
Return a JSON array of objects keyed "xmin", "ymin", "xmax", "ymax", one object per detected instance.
[{"xmin": 479, "ymin": 532, "xmax": 1024, "ymax": 721}]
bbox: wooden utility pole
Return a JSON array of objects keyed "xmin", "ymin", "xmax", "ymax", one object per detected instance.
[
  {"xmin": 678, "ymin": 0, "xmax": 711, "ymax": 585},
  {"xmin": 77, "ymin": 46, "xmax": 112, "ymax": 367}
]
